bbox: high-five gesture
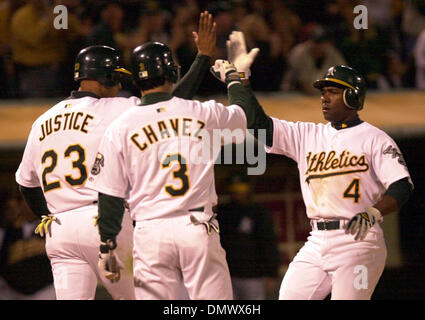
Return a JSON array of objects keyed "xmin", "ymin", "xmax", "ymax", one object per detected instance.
[
  {"xmin": 193, "ymin": 11, "xmax": 217, "ymax": 56},
  {"xmin": 226, "ymin": 31, "xmax": 260, "ymax": 80}
]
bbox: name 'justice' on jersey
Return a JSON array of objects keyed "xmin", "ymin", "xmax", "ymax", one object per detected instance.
[
  {"xmin": 266, "ymin": 118, "xmax": 412, "ymax": 220},
  {"xmin": 86, "ymin": 96, "xmax": 247, "ymax": 222},
  {"xmin": 16, "ymin": 95, "xmax": 139, "ymax": 214}
]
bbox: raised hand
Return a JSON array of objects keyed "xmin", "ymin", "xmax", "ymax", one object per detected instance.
[
  {"xmin": 193, "ymin": 11, "xmax": 217, "ymax": 57},
  {"xmin": 226, "ymin": 31, "xmax": 260, "ymax": 79}
]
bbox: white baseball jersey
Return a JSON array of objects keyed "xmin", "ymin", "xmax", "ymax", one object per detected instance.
[
  {"xmin": 16, "ymin": 94, "xmax": 139, "ymax": 214},
  {"xmin": 266, "ymin": 118, "xmax": 413, "ymax": 220},
  {"xmin": 86, "ymin": 96, "xmax": 247, "ymax": 222}
]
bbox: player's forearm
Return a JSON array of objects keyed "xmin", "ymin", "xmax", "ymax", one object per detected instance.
[
  {"xmin": 373, "ymin": 177, "xmax": 413, "ymax": 216},
  {"xmin": 372, "ymin": 195, "xmax": 399, "ymax": 217},
  {"xmin": 228, "ymin": 83, "xmax": 255, "ymax": 128},
  {"xmin": 172, "ymin": 54, "xmax": 210, "ymax": 99},
  {"xmin": 18, "ymin": 185, "xmax": 50, "ymax": 218},
  {"xmin": 242, "ymin": 82, "xmax": 274, "ymax": 146},
  {"xmin": 98, "ymin": 193, "xmax": 125, "ymax": 242}
]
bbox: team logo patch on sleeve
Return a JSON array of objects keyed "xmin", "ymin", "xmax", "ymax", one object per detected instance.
[
  {"xmin": 383, "ymin": 145, "xmax": 407, "ymax": 166},
  {"xmin": 91, "ymin": 152, "xmax": 104, "ymax": 175}
]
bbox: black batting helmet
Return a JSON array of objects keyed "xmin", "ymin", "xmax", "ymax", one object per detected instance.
[
  {"xmin": 74, "ymin": 45, "xmax": 131, "ymax": 88},
  {"xmin": 130, "ymin": 42, "xmax": 179, "ymax": 90},
  {"xmin": 313, "ymin": 65, "xmax": 367, "ymax": 110}
]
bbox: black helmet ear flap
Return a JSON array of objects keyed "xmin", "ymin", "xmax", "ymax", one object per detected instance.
[{"xmin": 343, "ymin": 88, "xmax": 362, "ymax": 110}]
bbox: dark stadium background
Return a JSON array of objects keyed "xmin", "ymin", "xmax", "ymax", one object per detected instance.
[{"xmin": 0, "ymin": 0, "xmax": 424, "ymax": 300}]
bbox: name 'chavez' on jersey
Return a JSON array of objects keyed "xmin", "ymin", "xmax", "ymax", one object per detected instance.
[{"xmin": 85, "ymin": 39, "xmax": 258, "ymax": 299}]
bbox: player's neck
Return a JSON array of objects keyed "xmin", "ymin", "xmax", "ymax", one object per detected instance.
[
  {"xmin": 78, "ymin": 81, "xmax": 104, "ymax": 97},
  {"xmin": 331, "ymin": 114, "xmax": 361, "ymax": 129},
  {"xmin": 141, "ymin": 83, "xmax": 173, "ymax": 97}
]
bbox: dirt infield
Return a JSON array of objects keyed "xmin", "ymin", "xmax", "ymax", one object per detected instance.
[{"xmin": 1, "ymin": 91, "xmax": 424, "ymax": 144}]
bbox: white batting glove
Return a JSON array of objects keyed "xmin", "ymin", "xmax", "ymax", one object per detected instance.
[
  {"xmin": 34, "ymin": 214, "xmax": 57, "ymax": 237},
  {"xmin": 344, "ymin": 207, "xmax": 383, "ymax": 241},
  {"xmin": 226, "ymin": 31, "xmax": 260, "ymax": 80},
  {"xmin": 98, "ymin": 239, "xmax": 123, "ymax": 283},
  {"xmin": 210, "ymin": 59, "xmax": 242, "ymax": 88}
]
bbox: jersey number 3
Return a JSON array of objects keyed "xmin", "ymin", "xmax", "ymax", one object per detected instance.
[
  {"xmin": 161, "ymin": 153, "xmax": 190, "ymax": 197},
  {"xmin": 343, "ymin": 178, "xmax": 360, "ymax": 203},
  {"xmin": 42, "ymin": 144, "xmax": 87, "ymax": 192}
]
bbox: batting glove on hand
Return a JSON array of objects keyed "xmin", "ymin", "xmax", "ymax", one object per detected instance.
[
  {"xmin": 210, "ymin": 59, "xmax": 242, "ymax": 88},
  {"xmin": 34, "ymin": 214, "xmax": 57, "ymax": 237},
  {"xmin": 98, "ymin": 239, "xmax": 123, "ymax": 283},
  {"xmin": 226, "ymin": 31, "xmax": 260, "ymax": 80},
  {"xmin": 344, "ymin": 207, "xmax": 383, "ymax": 241}
]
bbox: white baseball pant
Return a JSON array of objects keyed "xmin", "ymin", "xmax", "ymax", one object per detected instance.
[
  {"xmin": 132, "ymin": 214, "xmax": 233, "ymax": 300},
  {"xmin": 279, "ymin": 224, "xmax": 387, "ymax": 300},
  {"xmin": 45, "ymin": 204, "xmax": 135, "ymax": 300}
]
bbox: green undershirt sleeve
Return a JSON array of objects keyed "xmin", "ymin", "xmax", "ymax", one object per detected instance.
[
  {"xmin": 228, "ymin": 83, "xmax": 255, "ymax": 128},
  {"xmin": 98, "ymin": 193, "xmax": 125, "ymax": 243},
  {"xmin": 172, "ymin": 54, "xmax": 211, "ymax": 99},
  {"xmin": 242, "ymin": 83, "xmax": 274, "ymax": 146},
  {"xmin": 18, "ymin": 185, "xmax": 50, "ymax": 219},
  {"xmin": 385, "ymin": 177, "xmax": 413, "ymax": 209}
]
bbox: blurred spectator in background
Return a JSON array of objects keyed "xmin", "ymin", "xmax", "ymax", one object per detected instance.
[
  {"xmin": 322, "ymin": 0, "xmax": 351, "ymax": 44},
  {"xmin": 118, "ymin": 0, "xmax": 171, "ymax": 65},
  {"xmin": 414, "ymin": 28, "xmax": 425, "ymax": 89},
  {"xmin": 239, "ymin": 13, "xmax": 286, "ymax": 92},
  {"xmin": 282, "ymin": 25, "xmax": 346, "ymax": 94},
  {"xmin": 10, "ymin": 0, "xmax": 81, "ymax": 98},
  {"xmin": 230, "ymin": 0, "xmax": 249, "ymax": 30},
  {"xmin": 86, "ymin": 1, "xmax": 124, "ymax": 50},
  {"xmin": 336, "ymin": 2, "xmax": 394, "ymax": 89},
  {"xmin": 0, "ymin": 192, "xmax": 55, "ymax": 300},
  {"xmin": 362, "ymin": 0, "xmax": 403, "ymax": 54},
  {"xmin": 0, "ymin": 0, "xmax": 25, "ymax": 98},
  {"xmin": 376, "ymin": 50, "xmax": 407, "ymax": 90},
  {"xmin": 217, "ymin": 172, "xmax": 281, "ymax": 300},
  {"xmin": 208, "ymin": 1, "xmax": 235, "ymax": 59},
  {"xmin": 136, "ymin": 1, "xmax": 171, "ymax": 44},
  {"xmin": 363, "ymin": 0, "xmax": 393, "ymax": 28},
  {"xmin": 2, "ymin": 0, "xmax": 424, "ymax": 98},
  {"xmin": 401, "ymin": 0, "xmax": 425, "ymax": 57},
  {"xmin": 191, "ymin": 0, "xmax": 236, "ymax": 96},
  {"xmin": 170, "ymin": 0, "xmax": 199, "ymax": 74},
  {"xmin": 269, "ymin": 1, "xmax": 302, "ymax": 59}
]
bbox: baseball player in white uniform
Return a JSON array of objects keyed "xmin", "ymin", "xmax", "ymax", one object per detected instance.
[
  {"xmin": 86, "ymin": 41, "xmax": 258, "ymax": 300},
  {"xmin": 15, "ymin": 12, "xmax": 219, "ymax": 299},
  {"xmin": 227, "ymin": 32, "xmax": 414, "ymax": 300},
  {"xmin": 15, "ymin": 45, "xmax": 137, "ymax": 300}
]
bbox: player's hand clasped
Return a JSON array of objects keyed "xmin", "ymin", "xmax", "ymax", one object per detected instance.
[
  {"xmin": 226, "ymin": 31, "xmax": 260, "ymax": 80},
  {"xmin": 210, "ymin": 60, "xmax": 242, "ymax": 88},
  {"xmin": 98, "ymin": 239, "xmax": 123, "ymax": 283},
  {"xmin": 344, "ymin": 207, "xmax": 383, "ymax": 240},
  {"xmin": 34, "ymin": 214, "xmax": 57, "ymax": 237}
]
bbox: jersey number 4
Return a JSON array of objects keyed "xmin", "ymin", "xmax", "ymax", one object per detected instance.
[
  {"xmin": 161, "ymin": 153, "xmax": 190, "ymax": 197},
  {"xmin": 42, "ymin": 144, "xmax": 87, "ymax": 192},
  {"xmin": 343, "ymin": 178, "xmax": 360, "ymax": 203}
]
